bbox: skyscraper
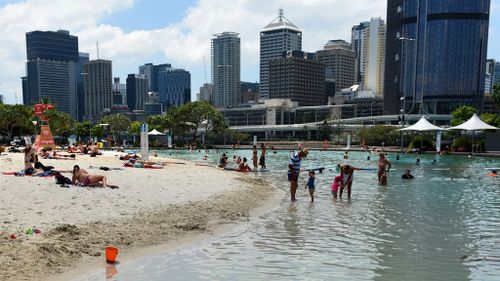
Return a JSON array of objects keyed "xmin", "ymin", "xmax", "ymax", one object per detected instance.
[
  {"xmin": 494, "ymin": 62, "xmax": 500, "ymax": 86},
  {"xmin": 157, "ymin": 68, "xmax": 191, "ymax": 110},
  {"xmin": 260, "ymin": 9, "xmax": 302, "ymax": 99},
  {"xmin": 351, "ymin": 17, "xmax": 386, "ymax": 95},
  {"xmin": 197, "ymin": 83, "xmax": 213, "ymax": 102},
  {"xmin": 126, "ymin": 74, "xmax": 148, "ymax": 112},
  {"xmin": 211, "ymin": 32, "xmax": 240, "ymax": 108},
  {"xmin": 316, "ymin": 40, "xmax": 356, "ymax": 94},
  {"xmin": 112, "ymin": 77, "xmax": 126, "ymax": 105},
  {"xmin": 269, "ymin": 51, "xmax": 325, "ymax": 106},
  {"xmin": 485, "ymin": 59, "xmax": 496, "ymax": 95},
  {"xmin": 23, "ymin": 30, "xmax": 79, "ymax": 118},
  {"xmin": 384, "ymin": 0, "xmax": 491, "ymax": 114},
  {"xmin": 76, "ymin": 52, "xmax": 89, "ymax": 121},
  {"xmin": 83, "ymin": 60, "xmax": 112, "ymax": 122}
]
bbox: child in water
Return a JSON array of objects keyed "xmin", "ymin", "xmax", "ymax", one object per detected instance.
[
  {"xmin": 305, "ymin": 170, "xmax": 316, "ymax": 202},
  {"xmin": 331, "ymin": 175, "xmax": 341, "ymax": 199}
]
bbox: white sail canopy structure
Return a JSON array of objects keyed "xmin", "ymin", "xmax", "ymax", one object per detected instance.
[
  {"xmin": 148, "ymin": 129, "xmax": 164, "ymax": 135},
  {"xmin": 447, "ymin": 114, "xmax": 498, "ymax": 131},
  {"xmin": 399, "ymin": 116, "xmax": 444, "ymax": 131}
]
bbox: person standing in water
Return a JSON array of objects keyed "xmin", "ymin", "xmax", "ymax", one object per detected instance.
[
  {"xmin": 288, "ymin": 148, "xmax": 309, "ymax": 202},
  {"xmin": 304, "ymin": 170, "xmax": 316, "ymax": 202},
  {"xmin": 340, "ymin": 165, "xmax": 354, "ymax": 199},
  {"xmin": 378, "ymin": 153, "xmax": 391, "ymax": 185},
  {"xmin": 252, "ymin": 145, "xmax": 258, "ymax": 169},
  {"xmin": 259, "ymin": 143, "xmax": 267, "ymax": 169}
]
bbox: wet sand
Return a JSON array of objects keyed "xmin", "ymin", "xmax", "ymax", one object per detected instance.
[{"xmin": 0, "ymin": 152, "xmax": 278, "ymax": 281}]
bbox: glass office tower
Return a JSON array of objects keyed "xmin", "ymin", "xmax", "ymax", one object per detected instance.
[{"xmin": 384, "ymin": 0, "xmax": 490, "ymax": 114}]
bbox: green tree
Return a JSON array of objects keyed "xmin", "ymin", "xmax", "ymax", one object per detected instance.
[
  {"xmin": 450, "ymin": 106, "xmax": 476, "ymax": 126},
  {"xmin": 146, "ymin": 114, "xmax": 170, "ymax": 131},
  {"xmin": 128, "ymin": 121, "xmax": 142, "ymax": 135},
  {"xmin": 492, "ymin": 84, "xmax": 500, "ymax": 108},
  {"xmin": 101, "ymin": 114, "xmax": 131, "ymax": 144},
  {"xmin": 358, "ymin": 125, "xmax": 399, "ymax": 146},
  {"xmin": 44, "ymin": 110, "xmax": 76, "ymax": 137},
  {"xmin": 91, "ymin": 124, "xmax": 104, "ymax": 139},
  {"xmin": 76, "ymin": 121, "xmax": 91, "ymax": 140},
  {"xmin": 480, "ymin": 112, "xmax": 500, "ymax": 127},
  {"xmin": 0, "ymin": 104, "xmax": 34, "ymax": 139},
  {"xmin": 176, "ymin": 102, "xmax": 227, "ymax": 143}
]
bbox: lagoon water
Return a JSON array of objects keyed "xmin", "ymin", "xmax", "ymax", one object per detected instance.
[{"xmin": 76, "ymin": 150, "xmax": 500, "ymax": 281}]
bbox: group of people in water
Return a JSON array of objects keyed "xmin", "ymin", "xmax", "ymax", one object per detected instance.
[
  {"xmin": 288, "ymin": 149, "xmax": 422, "ymax": 202},
  {"xmin": 218, "ymin": 143, "xmax": 268, "ymax": 172}
]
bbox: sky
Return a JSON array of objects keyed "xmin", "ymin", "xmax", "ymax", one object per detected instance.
[{"xmin": 0, "ymin": 0, "xmax": 499, "ymax": 104}]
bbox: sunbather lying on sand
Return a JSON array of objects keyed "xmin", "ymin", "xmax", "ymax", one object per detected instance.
[{"xmin": 72, "ymin": 165, "xmax": 119, "ymax": 189}]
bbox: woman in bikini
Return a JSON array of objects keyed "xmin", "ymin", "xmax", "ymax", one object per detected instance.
[
  {"xmin": 378, "ymin": 153, "xmax": 391, "ymax": 185},
  {"xmin": 72, "ymin": 165, "xmax": 119, "ymax": 189}
]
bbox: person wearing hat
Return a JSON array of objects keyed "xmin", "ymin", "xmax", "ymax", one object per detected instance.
[{"xmin": 288, "ymin": 148, "xmax": 309, "ymax": 202}]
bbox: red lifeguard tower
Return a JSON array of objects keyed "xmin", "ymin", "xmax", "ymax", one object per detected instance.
[{"xmin": 33, "ymin": 103, "xmax": 56, "ymax": 150}]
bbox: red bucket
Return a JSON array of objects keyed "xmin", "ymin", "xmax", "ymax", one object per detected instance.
[{"xmin": 105, "ymin": 246, "xmax": 118, "ymax": 264}]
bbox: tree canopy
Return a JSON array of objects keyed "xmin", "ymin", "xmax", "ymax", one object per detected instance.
[
  {"xmin": 0, "ymin": 104, "xmax": 34, "ymax": 139},
  {"xmin": 450, "ymin": 106, "xmax": 476, "ymax": 126}
]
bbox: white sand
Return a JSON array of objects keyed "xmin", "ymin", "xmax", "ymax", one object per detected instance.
[{"xmin": 0, "ymin": 151, "xmax": 277, "ymax": 281}]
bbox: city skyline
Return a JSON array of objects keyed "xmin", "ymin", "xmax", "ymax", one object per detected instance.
[{"xmin": 0, "ymin": 0, "xmax": 499, "ymax": 105}]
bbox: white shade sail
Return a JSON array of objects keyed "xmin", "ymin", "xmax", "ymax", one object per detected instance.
[
  {"xmin": 148, "ymin": 129, "xmax": 164, "ymax": 135},
  {"xmin": 399, "ymin": 116, "xmax": 444, "ymax": 131},
  {"xmin": 447, "ymin": 114, "xmax": 498, "ymax": 131}
]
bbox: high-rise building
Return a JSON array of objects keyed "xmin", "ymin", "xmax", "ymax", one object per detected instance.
[
  {"xmin": 112, "ymin": 77, "xmax": 127, "ymax": 105},
  {"xmin": 144, "ymin": 92, "xmax": 163, "ymax": 116},
  {"xmin": 76, "ymin": 52, "xmax": 89, "ymax": 121},
  {"xmin": 0, "ymin": 94, "xmax": 4, "ymax": 104},
  {"xmin": 351, "ymin": 17, "xmax": 386, "ymax": 95},
  {"xmin": 494, "ymin": 62, "xmax": 500, "ymax": 86},
  {"xmin": 269, "ymin": 51, "xmax": 326, "ymax": 106},
  {"xmin": 197, "ymin": 83, "xmax": 213, "ymax": 102},
  {"xmin": 139, "ymin": 63, "xmax": 172, "ymax": 92},
  {"xmin": 126, "ymin": 74, "xmax": 148, "ymax": 112},
  {"xmin": 211, "ymin": 32, "xmax": 240, "ymax": 108},
  {"xmin": 260, "ymin": 9, "xmax": 302, "ymax": 99},
  {"xmin": 241, "ymin": 82, "xmax": 260, "ymax": 104},
  {"xmin": 83, "ymin": 59, "xmax": 112, "ymax": 122},
  {"xmin": 22, "ymin": 30, "xmax": 79, "ymax": 118},
  {"xmin": 157, "ymin": 68, "xmax": 191, "ymax": 110},
  {"xmin": 316, "ymin": 40, "xmax": 356, "ymax": 94},
  {"xmin": 384, "ymin": 0, "xmax": 490, "ymax": 114},
  {"xmin": 485, "ymin": 59, "xmax": 496, "ymax": 95}
]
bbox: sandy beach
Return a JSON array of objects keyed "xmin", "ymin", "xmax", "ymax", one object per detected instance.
[{"xmin": 0, "ymin": 151, "xmax": 279, "ymax": 281}]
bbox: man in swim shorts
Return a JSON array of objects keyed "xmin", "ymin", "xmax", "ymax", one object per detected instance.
[{"xmin": 288, "ymin": 148, "xmax": 309, "ymax": 202}]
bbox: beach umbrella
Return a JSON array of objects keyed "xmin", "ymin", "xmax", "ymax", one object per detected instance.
[
  {"xmin": 447, "ymin": 114, "xmax": 498, "ymax": 153},
  {"xmin": 398, "ymin": 116, "xmax": 444, "ymax": 151}
]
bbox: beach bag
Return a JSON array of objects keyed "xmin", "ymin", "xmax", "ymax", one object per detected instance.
[{"xmin": 55, "ymin": 174, "xmax": 72, "ymax": 185}]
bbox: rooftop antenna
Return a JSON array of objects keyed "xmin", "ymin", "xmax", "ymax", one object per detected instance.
[
  {"xmin": 96, "ymin": 42, "xmax": 100, "ymax": 60},
  {"xmin": 278, "ymin": 8, "xmax": 284, "ymax": 22},
  {"xmin": 203, "ymin": 55, "xmax": 207, "ymax": 84}
]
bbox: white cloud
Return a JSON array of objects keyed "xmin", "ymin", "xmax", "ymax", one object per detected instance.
[{"xmin": 0, "ymin": 0, "xmax": 389, "ymax": 103}]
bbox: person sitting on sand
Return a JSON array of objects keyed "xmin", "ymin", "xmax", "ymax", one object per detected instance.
[
  {"xmin": 23, "ymin": 144, "xmax": 37, "ymax": 175},
  {"xmin": 72, "ymin": 165, "xmax": 118, "ymax": 188},
  {"xmin": 235, "ymin": 156, "xmax": 242, "ymax": 165},
  {"xmin": 237, "ymin": 157, "xmax": 252, "ymax": 172},
  {"xmin": 89, "ymin": 143, "xmax": 101, "ymax": 157}
]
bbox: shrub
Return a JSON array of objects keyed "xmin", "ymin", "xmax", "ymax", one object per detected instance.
[{"xmin": 408, "ymin": 135, "xmax": 434, "ymax": 151}]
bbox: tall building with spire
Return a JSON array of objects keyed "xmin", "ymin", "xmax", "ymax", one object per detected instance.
[{"xmin": 260, "ymin": 9, "xmax": 302, "ymax": 99}]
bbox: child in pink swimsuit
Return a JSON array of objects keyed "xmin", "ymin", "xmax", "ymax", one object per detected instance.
[{"xmin": 331, "ymin": 175, "xmax": 341, "ymax": 199}]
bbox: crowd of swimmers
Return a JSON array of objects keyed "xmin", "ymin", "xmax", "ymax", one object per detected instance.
[{"xmin": 217, "ymin": 143, "xmax": 268, "ymax": 172}]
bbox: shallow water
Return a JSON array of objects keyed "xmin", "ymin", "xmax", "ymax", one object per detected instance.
[{"xmin": 76, "ymin": 150, "xmax": 500, "ymax": 281}]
